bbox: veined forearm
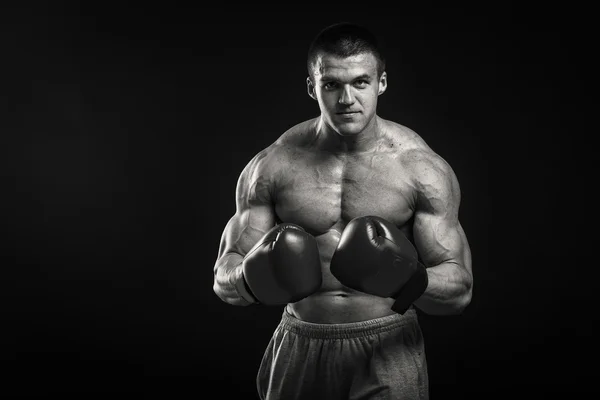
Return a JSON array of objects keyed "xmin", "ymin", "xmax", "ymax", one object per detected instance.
[
  {"xmin": 414, "ymin": 262, "xmax": 472, "ymax": 315},
  {"xmin": 213, "ymin": 253, "xmax": 254, "ymax": 306}
]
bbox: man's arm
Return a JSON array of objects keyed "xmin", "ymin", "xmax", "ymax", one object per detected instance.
[
  {"xmin": 213, "ymin": 150, "xmax": 277, "ymax": 306},
  {"xmin": 410, "ymin": 152, "xmax": 473, "ymax": 315}
]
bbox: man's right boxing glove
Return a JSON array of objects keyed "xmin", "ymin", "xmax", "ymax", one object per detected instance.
[
  {"xmin": 330, "ymin": 216, "xmax": 428, "ymax": 314},
  {"xmin": 235, "ymin": 223, "xmax": 322, "ymax": 305}
]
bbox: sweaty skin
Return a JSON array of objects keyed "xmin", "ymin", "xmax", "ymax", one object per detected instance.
[
  {"xmin": 277, "ymin": 120, "xmax": 423, "ymax": 323},
  {"xmin": 214, "ymin": 52, "xmax": 472, "ymax": 323},
  {"xmin": 215, "ymin": 118, "xmax": 471, "ymax": 323}
]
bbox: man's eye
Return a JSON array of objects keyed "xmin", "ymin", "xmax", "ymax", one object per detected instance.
[
  {"xmin": 324, "ymin": 82, "xmax": 338, "ymax": 90},
  {"xmin": 354, "ymin": 80, "xmax": 368, "ymax": 88}
]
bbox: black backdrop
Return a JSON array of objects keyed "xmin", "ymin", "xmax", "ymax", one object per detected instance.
[{"xmin": 2, "ymin": 4, "xmax": 594, "ymax": 398}]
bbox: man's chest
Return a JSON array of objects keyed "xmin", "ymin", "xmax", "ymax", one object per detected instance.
[{"xmin": 274, "ymin": 153, "xmax": 415, "ymax": 234}]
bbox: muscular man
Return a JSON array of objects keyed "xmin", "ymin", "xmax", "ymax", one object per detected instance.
[{"xmin": 213, "ymin": 22, "xmax": 473, "ymax": 400}]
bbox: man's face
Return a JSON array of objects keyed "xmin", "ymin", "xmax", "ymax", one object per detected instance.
[{"xmin": 308, "ymin": 52, "xmax": 387, "ymax": 136}]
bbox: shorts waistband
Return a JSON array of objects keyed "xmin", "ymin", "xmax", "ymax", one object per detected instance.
[{"xmin": 279, "ymin": 308, "xmax": 418, "ymax": 340}]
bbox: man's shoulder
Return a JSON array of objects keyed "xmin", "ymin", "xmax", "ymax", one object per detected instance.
[
  {"xmin": 273, "ymin": 118, "xmax": 319, "ymax": 148},
  {"xmin": 382, "ymin": 120, "xmax": 435, "ymax": 158},
  {"xmin": 256, "ymin": 119, "xmax": 317, "ymax": 163},
  {"xmin": 382, "ymin": 119, "xmax": 453, "ymax": 176},
  {"xmin": 243, "ymin": 118, "xmax": 317, "ymax": 175}
]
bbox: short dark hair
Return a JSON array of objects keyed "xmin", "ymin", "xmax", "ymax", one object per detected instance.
[{"xmin": 307, "ymin": 22, "xmax": 386, "ymax": 78}]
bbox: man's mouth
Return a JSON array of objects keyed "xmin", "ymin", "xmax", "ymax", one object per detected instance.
[{"xmin": 336, "ymin": 111, "xmax": 360, "ymax": 115}]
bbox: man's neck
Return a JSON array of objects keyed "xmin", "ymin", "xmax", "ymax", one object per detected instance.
[{"xmin": 315, "ymin": 116, "xmax": 381, "ymax": 154}]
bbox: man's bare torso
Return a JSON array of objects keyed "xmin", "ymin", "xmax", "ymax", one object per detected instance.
[{"xmin": 259, "ymin": 117, "xmax": 432, "ymax": 323}]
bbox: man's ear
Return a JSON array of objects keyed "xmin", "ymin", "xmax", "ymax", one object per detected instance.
[
  {"xmin": 307, "ymin": 77, "xmax": 317, "ymax": 100},
  {"xmin": 378, "ymin": 72, "xmax": 388, "ymax": 96}
]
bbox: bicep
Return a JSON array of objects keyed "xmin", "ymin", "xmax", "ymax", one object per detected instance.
[
  {"xmin": 410, "ymin": 154, "xmax": 471, "ymax": 274},
  {"xmin": 218, "ymin": 204, "xmax": 277, "ymax": 259},
  {"xmin": 217, "ymin": 152, "xmax": 278, "ymax": 260},
  {"xmin": 413, "ymin": 211, "xmax": 471, "ymax": 275}
]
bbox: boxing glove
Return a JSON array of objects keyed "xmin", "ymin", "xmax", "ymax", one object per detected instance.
[
  {"xmin": 237, "ymin": 223, "xmax": 322, "ymax": 305},
  {"xmin": 330, "ymin": 216, "xmax": 428, "ymax": 314}
]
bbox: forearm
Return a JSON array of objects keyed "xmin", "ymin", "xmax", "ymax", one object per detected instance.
[
  {"xmin": 213, "ymin": 252, "xmax": 255, "ymax": 306},
  {"xmin": 414, "ymin": 262, "xmax": 472, "ymax": 315}
]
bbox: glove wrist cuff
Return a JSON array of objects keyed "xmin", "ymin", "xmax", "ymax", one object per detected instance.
[
  {"xmin": 390, "ymin": 262, "xmax": 428, "ymax": 314},
  {"xmin": 233, "ymin": 265, "xmax": 259, "ymax": 305}
]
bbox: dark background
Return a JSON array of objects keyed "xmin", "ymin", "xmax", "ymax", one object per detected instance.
[{"xmin": 1, "ymin": 4, "xmax": 593, "ymax": 398}]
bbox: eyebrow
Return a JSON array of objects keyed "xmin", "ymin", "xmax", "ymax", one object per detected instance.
[{"xmin": 320, "ymin": 73, "xmax": 372, "ymax": 82}]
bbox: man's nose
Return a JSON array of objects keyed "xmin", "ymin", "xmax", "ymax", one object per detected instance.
[{"xmin": 338, "ymin": 85, "xmax": 355, "ymax": 105}]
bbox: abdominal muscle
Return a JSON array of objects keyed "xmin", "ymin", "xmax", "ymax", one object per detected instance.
[{"xmin": 285, "ymin": 229, "xmax": 397, "ymax": 324}]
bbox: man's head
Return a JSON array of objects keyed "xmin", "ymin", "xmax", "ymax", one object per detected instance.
[
  {"xmin": 306, "ymin": 22, "xmax": 388, "ymax": 137},
  {"xmin": 307, "ymin": 22, "xmax": 386, "ymax": 79}
]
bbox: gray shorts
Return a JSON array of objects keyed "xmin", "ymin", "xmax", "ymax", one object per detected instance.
[{"xmin": 257, "ymin": 308, "xmax": 428, "ymax": 400}]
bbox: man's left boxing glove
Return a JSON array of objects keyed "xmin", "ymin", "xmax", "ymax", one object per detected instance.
[
  {"xmin": 235, "ymin": 223, "xmax": 322, "ymax": 305},
  {"xmin": 330, "ymin": 216, "xmax": 428, "ymax": 314}
]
